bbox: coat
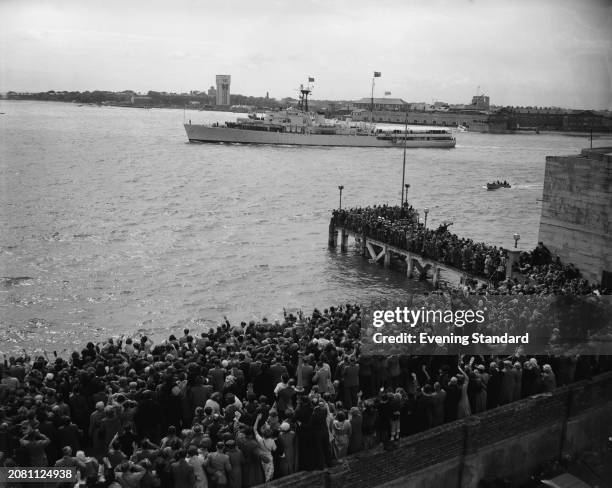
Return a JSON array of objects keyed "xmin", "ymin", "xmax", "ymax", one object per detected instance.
[
  {"xmin": 206, "ymin": 451, "xmax": 231, "ymax": 487},
  {"xmin": 227, "ymin": 448, "xmax": 244, "ymax": 488},
  {"xmin": 238, "ymin": 437, "xmax": 264, "ymax": 488},
  {"xmin": 348, "ymin": 414, "xmax": 363, "ymax": 454},
  {"xmin": 312, "ymin": 367, "xmax": 331, "ymax": 393},
  {"xmin": 275, "ymin": 431, "xmax": 296, "ymax": 477},
  {"xmin": 332, "ymin": 420, "xmax": 351, "ymax": 459},
  {"xmin": 171, "ymin": 459, "xmax": 196, "ymax": 488}
]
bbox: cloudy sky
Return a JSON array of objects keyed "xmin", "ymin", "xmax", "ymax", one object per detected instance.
[{"xmin": 1, "ymin": 0, "xmax": 611, "ymax": 109}]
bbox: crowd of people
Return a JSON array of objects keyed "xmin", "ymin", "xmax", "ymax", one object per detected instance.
[
  {"xmin": 332, "ymin": 205, "xmax": 608, "ymax": 295},
  {"xmin": 0, "ymin": 205, "xmax": 607, "ymax": 487},
  {"xmin": 2, "ymin": 304, "xmax": 611, "ymax": 488}
]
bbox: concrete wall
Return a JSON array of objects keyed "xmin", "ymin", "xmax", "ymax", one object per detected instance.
[
  {"xmin": 255, "ymin": 372, "xmax": 612, "ymax": 488},
  {"xmin": 538, "ymin": 148, "xmax": 612, "ymax": 285}
]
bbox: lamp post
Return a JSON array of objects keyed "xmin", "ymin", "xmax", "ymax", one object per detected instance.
[
  {"xmin": 404, "ymin": 184, "xmax": 410, "ymax": 207},
  {"xmin": 513, "ymin": 233, "xmax": 520, "ymax": 249},
  {"xmin": 400, "ymin": 109, "xmax": 408, "ymax": 211},
  {"xmin": 423, "ymin": 207, "xmax": 429, "ymax": 229},
  {"xmin": 338, "ymin": 185, "xmax": 344, "ymax": 210}
]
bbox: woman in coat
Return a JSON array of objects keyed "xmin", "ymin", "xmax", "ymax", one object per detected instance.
[
  {"xmin": 331, "ymin": 411, "xmax": 352, "ymax": 459},
  {"xmin": 347, "ymin": 407, "xmax": 363, "ymax": 454},
  {"xmin": 236, "ymin": 428, "xmax": 264, "ymax": 488}
]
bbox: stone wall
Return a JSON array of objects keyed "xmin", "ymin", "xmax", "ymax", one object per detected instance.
[
  {"xmin": 255, "ymin": 371, "xmax": 612, "ymax": 488},
  {"xmin": 538, "ymin": 147, "xmax": 612, "ymax": 285}
]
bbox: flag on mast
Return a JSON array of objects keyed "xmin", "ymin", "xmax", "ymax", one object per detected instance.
[
  {"xmin": 384, "ymin": 91, "xmax": 391, "ymax": 95},
  {"xmin": 308, "ymin": 77, "xmax": 315, "ymax": 82},
  {"xmin": 373, "ymin": 71, "xmax": 381, "ymax": 77}
]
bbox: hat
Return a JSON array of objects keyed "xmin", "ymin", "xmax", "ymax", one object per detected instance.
[
  {"xmin": 225, "ymin": 440, "xmax": 236, "ymax": 448},
  {"xmin": 279, "ymin": 422, "xmax": 290, "ymax": 432}
]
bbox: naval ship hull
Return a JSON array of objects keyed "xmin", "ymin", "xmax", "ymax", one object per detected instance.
[{"xmin": 184, "ymin": 125, "xmax": 456, "ymax": 148}]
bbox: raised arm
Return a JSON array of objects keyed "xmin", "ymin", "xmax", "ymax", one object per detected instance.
[{"xmin": 254, "ymin": 414, "xmax": 264, "ymax": 444}]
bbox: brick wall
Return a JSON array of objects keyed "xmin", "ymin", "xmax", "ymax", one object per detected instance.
[
  {"xmin": 255, "ymin": 371, "xmax": 612, "ymax": 488},
  {"xmin": 538, "ymin": 147, "xmax": 612, "ymax": 284}
]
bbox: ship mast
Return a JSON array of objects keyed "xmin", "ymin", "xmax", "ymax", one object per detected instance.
[
  {"xmin": 370, "ymin": 71, "xmax": 381, "ymax": 126},
  {"xmin": 298, "ymin": 81, "xmax": 312, "ymax": 112}
]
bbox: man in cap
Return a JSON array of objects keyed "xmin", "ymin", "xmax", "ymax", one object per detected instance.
[{"xmin": 205, "ymin": 442, "xmax": 231, "ymax": 488}]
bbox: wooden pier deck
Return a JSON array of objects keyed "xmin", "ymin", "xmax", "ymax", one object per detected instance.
[{"xmin": 328, "ymin": 224, "xmax": 519, "ymax": 289}]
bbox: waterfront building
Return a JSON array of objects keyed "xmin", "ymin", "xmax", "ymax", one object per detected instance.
[
  {"xmin": 207, "ymin": 85, "xmax": 216, "ymax": 102},
  {"xmin": 538, "ymin": 147, "xmax": 612, "ymax": 287},
  {"xmin": 215, "ymin": 75, "xmax": 231, "ymax": 106},
  {"xmin": 349, "ymin": 93, "xmax": 492, "ymax": 131},
  {"xmin": 130, "ymin": 95, "xmax": 152, "ymax": 107},
  {"xmin": 562, "ymin": 110, "xmax": 612, "ymax": 132},
  {"xmin": 491, "ymin": 107, "xmax": 612, "ymax": 132},
  {"xmin": 495, "ymin": 106, "xmax": 567, "ymax": 130},
  {"xmin": 351, "ymin": 97, "xmax": 407, "ymax": 111}
]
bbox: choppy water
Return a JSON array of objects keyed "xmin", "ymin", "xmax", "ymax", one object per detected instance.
[{"xmin": 0, "ymin": 100, "xmax": 590, "ymax": 353}]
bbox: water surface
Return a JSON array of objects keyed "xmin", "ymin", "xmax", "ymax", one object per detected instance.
[{"xmin": 0, "ymin": 100, "xmax": 589, "ymax": 353}]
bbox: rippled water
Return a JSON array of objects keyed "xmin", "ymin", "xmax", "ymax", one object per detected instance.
[{"xmin": 0, "ymin": 100, "xmax": 589, "ymax": 353}]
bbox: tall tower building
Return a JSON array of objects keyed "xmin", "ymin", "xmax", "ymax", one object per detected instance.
[
  {"xmin": 216, "ymin": 75, "xmax": 231, "ymax": 106},
  {"xmin": 471, "ymin": 94, "xmax": 490, "ymax": 111}
]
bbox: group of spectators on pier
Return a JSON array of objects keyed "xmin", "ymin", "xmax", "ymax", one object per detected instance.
[
  {"xmin": 334, "ymin": 205, "xmax": 511, "ymax": 283},
  {"xmin": 332, "ymin": 205, "xmax": 608, "ymax": 296},
  {"xmin": 2, "ymin": 304, "xmax": 611, "ymax": 488}
]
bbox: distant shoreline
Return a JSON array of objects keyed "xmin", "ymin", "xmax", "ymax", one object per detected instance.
[
  {"xmin": 3, "ymin": 98, "xmax": 612, "ymax": 137},
  {"xmin": 1, "ymin": 97, "xmax": 236, "ymax": 113}
]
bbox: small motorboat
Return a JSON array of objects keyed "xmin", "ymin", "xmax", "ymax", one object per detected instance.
[{"xmin": 486, "ymin": 181, "xmax": 511, "ymax": 190}]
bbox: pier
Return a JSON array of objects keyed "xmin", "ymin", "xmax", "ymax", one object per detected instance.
[{"xmin": 328, "ymin": 214, "xmax": 520, "ymax": 289}]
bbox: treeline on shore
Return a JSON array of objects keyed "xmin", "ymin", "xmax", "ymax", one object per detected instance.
[{"xmin": 5, "ymin": 90, "xmax": 284, "ymax": 109}]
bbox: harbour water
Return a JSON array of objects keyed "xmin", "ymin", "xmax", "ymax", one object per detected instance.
[{"xmin": 0, "ymin": 100, "xmax": 590, "ymax": 353}]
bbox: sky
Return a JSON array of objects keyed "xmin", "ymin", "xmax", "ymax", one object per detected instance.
[{"xmin": 1, "ymin": 0, "xmax": 611, "ymax": 109}]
